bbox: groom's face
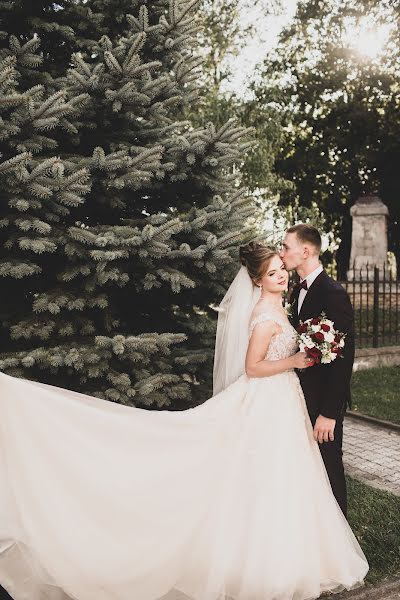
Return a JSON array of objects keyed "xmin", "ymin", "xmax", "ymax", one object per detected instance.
[{"xmin": 280, "ymin": 233, "xmax": 304, "ymax": 271}]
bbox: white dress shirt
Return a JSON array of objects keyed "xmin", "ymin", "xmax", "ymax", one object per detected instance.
[{"xmin": 297, "ymin": 265, "xmax": 324, "ymax": 314}]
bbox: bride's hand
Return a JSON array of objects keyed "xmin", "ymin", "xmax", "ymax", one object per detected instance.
[{"xmin": 291, "ymin": 352, "xmax": 314, "ymax": 369}]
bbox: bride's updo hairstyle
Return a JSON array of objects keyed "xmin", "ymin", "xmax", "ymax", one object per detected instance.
[{"xmin": 239, "ymin": 241, "xmax": 278, "ymax": 286}]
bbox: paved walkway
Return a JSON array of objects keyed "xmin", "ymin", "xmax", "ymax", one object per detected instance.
[
  {"xmin": 334, "ymin": 577, "xmax": 400, "ymax": 600},
  {"xmin": 343, "ymin": 417, "xmax": 400, "ymax": 496}
]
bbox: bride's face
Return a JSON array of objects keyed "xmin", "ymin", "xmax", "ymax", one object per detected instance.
[{"xmin": 259, "ymin": 255, "xmax": 289, "ymax": 294}]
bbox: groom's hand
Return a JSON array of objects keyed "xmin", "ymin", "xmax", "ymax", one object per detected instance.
[{"xmin": 313, "ymin": 415, "xmax": 336, "ymax": 444}]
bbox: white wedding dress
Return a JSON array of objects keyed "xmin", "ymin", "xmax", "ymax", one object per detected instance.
[{"xmin": 0, "ymin": 308, "xmax": 368, "ymax": 600}]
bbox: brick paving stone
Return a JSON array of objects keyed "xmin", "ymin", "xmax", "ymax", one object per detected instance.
[{"xmin": 343, "ymin": 417, "xmax": 400, "ymax": 496}]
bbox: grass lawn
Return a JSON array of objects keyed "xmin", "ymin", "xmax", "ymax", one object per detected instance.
[
  {"xmin": 350, "ymin": 367, "xmax": 400, "ymax": 424},
  {"xmin": 347, "ymin": 476, "xmax": 400, "ymax": 583}
]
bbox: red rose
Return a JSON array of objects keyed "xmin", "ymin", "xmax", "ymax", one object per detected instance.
[
  {"xmin": 321, "ymin": 323, "xmax": 330, "ymax": 332},
  {"xmin": 308, "ymin": 346, "xmax": 321, "ymax": 356},
  {"xmin": 311, "ymin": 318, "xmax": 320, "ymax": 325},
  {"xmin": 307, "ymin": 347, "xmax": 322, "ymax": 363},
  {"xmin": 297, "ymin": 323, "xmax": 308, "ymax": 334},
  {"xmin": 333, "ymin": 347, "xmax": 343, "ymax": 356},
  {"xmin": 312, "ymin": 331, "xmax": 324, "ymax": 343}
]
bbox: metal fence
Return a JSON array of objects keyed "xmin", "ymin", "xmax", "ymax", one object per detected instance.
[{"xmin": 340, "ymin": 264, "xmax": 400, "ymax": 349}]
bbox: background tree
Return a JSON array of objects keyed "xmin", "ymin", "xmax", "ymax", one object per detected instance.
[
  {"xmin": 0, "ymin": 0, "xmax": 98, "ymax": 84},
  {"xmin": 188, "ymin": 0, "xmax": 290, "ymax": 225},
  {"xmin": 255, "ymin": 0, "xmax": 400, "ymax": 277},
  {"xmin": 0, "ymin": 0, "xmax": 257, "ymax": 408}
]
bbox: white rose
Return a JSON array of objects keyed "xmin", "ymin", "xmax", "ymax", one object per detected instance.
[
  {"xmin": 329, "ymin": 352, "xmax": 337, "ymax": 361},
  {"xmin": 324, "ymin": 331, "xmax": 335, "ymax": 343},
  {"xmin": 304, "ymin": 336, "xmax": 315, "ymax": 348}
]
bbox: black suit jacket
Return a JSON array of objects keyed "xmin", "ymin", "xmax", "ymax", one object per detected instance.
[{"xmin": 290, "ymin": 271, "xmax": 355, "ymax": 421}]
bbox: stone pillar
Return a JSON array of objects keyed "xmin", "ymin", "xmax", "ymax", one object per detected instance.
[{"xmin": 347, "ymin": 195, "xmax": 389, "ymax": 280}]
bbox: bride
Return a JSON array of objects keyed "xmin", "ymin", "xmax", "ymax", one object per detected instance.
[{"xmin": 0, "ymin": 242, "xmax": 368, "ymax": 600}]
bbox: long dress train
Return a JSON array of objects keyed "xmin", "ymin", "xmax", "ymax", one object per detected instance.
[{"xmin": 0, "ymin": 309, "xmax": 368, "ymax": 600}]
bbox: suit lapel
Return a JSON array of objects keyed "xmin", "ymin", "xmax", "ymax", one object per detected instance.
[
  {"xmin": 298, "ymin": 270, "xmax": 328, "ymax": 321},
  {"xmin": 290, "ymin": 289, "xmax": 300, "ymax": 326}
]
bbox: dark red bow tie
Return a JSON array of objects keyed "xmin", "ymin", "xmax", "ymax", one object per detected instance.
[{"xmin": 293, "ymin": 279, "xmax": 308, "ymax": 291}]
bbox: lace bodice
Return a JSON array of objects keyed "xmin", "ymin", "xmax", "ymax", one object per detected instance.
[{"xmin": 249, "ymin": 310, "xmax": 298, "ymax": 361}]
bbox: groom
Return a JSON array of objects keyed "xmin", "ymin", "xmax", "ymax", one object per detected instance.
[{"xmin": 280, "ymin": 224, "xmax": 355, "ymax": 518}]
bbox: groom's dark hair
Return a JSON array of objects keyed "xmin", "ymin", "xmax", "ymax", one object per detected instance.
[{"xmin": 287, "ymin": 223, "xmax": 321, "ymax": 253}]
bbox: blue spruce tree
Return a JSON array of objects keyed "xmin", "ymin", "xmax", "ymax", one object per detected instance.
[{"xmin": 0, "ymin": 0, "xmax": 257, "ymax": 408}]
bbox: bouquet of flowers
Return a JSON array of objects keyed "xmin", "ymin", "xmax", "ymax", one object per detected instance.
[{"xmin": 296, "ymin": 312, "xmax": 346, "ymax": 365}]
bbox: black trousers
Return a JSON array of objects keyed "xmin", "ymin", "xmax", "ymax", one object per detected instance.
[{"xmin": 309, "ymin": 412, "xmax": 348, "ymax": 518}]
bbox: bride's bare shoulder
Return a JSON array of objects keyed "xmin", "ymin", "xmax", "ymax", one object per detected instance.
[
  {"xmin": 249, "ymin": 300, "xmax": 280, "ymax": 331},
  {"xmin": 251, "ymin": 298, "xmax": 276, "ymax": 318},
  {"xmin": 249, "ymin": 299, "xmax": 287, "ymax": 334}
]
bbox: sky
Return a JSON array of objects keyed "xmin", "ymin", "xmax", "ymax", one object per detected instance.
[
  {"xmin": 222, "ymin": 0, "xmax": 299, "ymax": 97},
  {"xmin": 223, "ymin": 0, "xmax": 397, "ymax": 97}
]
